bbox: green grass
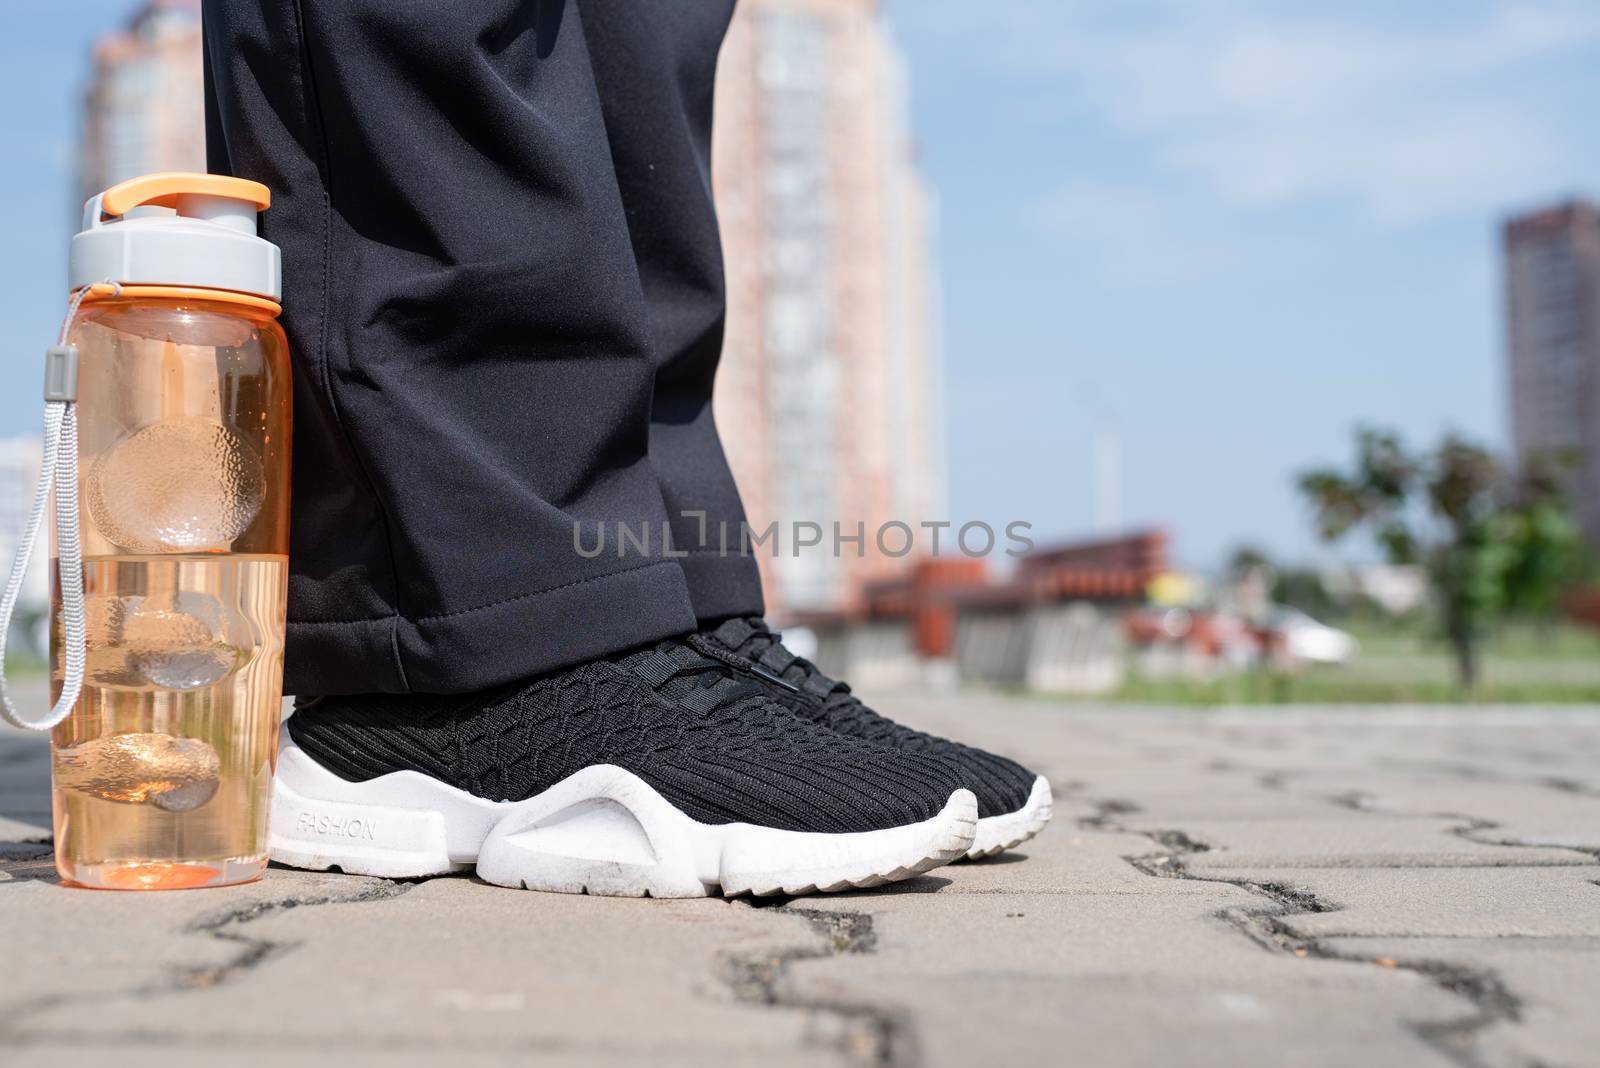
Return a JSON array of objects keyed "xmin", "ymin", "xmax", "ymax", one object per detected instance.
[
  {"xmin": 1110, "ymin": 669, "xmax": 1600, "ymax": 706},
  {"xmin": 1102, "ymin": 619, "xmax": 1600, "ymax": 705},
  {"xmin": 1346, "ymin": 619, "xmax": 1600, "ymax": 661},
  {"xmin": 2, "ymin": 656, "xmax": 47, "ymax": 678}
]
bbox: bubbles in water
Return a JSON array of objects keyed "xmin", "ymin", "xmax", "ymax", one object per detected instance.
[
  {"xmin": 131, "ymin": 645, "xmax": 238, "ymax": 690},
  {"xmin": 88, "ymin": 419, "xmax": 265, "ymax": 553},
  {"xmin": 53, "ymin": 733, "xmax": 221, "ymax": 811},
  {"xmin": 85, "ymin": 590, "xmax": 248, "ymax": 690}
]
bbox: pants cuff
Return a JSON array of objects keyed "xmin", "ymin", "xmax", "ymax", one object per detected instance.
[
  {"xmin": 675, "ymin": 550, "xmax": 765, "ymax": 625},
  {"xmin": 285, "ymin": 560, "xmax": 699, "ymax": 695}
]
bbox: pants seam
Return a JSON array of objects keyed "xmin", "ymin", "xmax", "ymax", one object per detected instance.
[{"xmin": 290, "ymin": 0, "xmax": 411, "ymax": 690}]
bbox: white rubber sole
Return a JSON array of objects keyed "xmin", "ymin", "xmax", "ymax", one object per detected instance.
[
  {"xmin": 964, "ymin": 775, "xmax": 1053, "ymax": 860},
  {"xmin": 269, "ymin": 737, "xmax": 978, "ymax": 897}
]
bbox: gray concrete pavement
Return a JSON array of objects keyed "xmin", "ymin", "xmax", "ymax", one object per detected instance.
[{"xmin": 4, "ymin": 683, "xmax": 1600, "ymax": 1067}]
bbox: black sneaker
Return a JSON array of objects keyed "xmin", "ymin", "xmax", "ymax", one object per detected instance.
[
  {"xmin": 270, "ymin": 639, "xmax": 977, "ymax": 897},
  {"xmin": 695, "ymin": 619, "xmax": 1051, "ymax": 860}
]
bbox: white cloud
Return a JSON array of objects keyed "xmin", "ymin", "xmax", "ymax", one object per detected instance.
[
  {"xmin": 1034, "ymin": 181, "xmax": 1243, "ymax": 283},
  {"xmin": 918, "ymin": 0, "xmax": 1600, "ymax": 225},
  {"xmin": 1086, "ymin": 6, "xmax": 1596, "ymax": 222},
  {"xmin": 1167, "ymin": 99, "xmax": 1566, "ymax": 223}
]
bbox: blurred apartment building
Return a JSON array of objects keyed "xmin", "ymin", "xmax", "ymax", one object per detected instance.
[
  {"xmin": 78, "ymin": 0, "xmax": 204, "ymax": 209},
  {"xmin": 713, "ymin": 0, "xmax": 944, "ymax": 616},
  {"xmin": 1504, "ymin": 199, "xmax": 1600, "ymax": 548}
]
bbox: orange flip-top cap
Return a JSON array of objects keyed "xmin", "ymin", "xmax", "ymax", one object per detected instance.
[{"xmin": 100, "ymin": 172, "xmax": 271, "ymax": 218}]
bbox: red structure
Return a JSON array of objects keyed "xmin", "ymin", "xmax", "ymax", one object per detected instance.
[
  {"xmin": 1566, "ymin": 588, "xmax": 1600, "ymax": 631},
  {"xmin": 856, "ymin": 558, "xmax": 989, "ymax": 659},
  {"xmin": 1016, "ymin": 529, "xmax": 1169, "ymax": 600},
  {"xmin": 796, "ymin": 530, "xmax": 1170, "ymax": 659}
]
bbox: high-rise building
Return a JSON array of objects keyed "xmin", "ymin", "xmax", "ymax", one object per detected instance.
[
  {"xmin": 79, "ymin": 0, "xmax": 204, "ymax": 209},
  {"xmin": 713, "ymin": 0, "xmax": 943, "ymax": 616},
  {"xmin": 1504, "ymin": 199, "xmax": 1600, "ymax": 547}
]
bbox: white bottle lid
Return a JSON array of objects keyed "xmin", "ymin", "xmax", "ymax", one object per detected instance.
[{"xmin": 69, "ymin": 172, "xmax": 282, "ymax": 302}]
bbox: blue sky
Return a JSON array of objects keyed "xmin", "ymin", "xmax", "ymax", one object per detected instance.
[
  {"xmin": 0, "ymin": 2, "xmax": 142, "ymax": 437},
  {"xmin": 892, "ymin": 0, "xmax": 1600, "ymax": 568},
  {"xmin": 4, "ymin": 2, "xmax": 1597, "ymax": 571}
]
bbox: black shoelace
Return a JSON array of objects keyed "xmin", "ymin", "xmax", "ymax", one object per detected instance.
[
  {"xmin": 705, "ymin": 620, "xmax": 916, "ymax": 748},
  {"xmin": 613, "ymin": 638, "xmax": 859, "ymax": 757}
]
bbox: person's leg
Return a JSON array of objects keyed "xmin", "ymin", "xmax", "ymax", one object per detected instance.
[
  {"xmin": 580, "ymin": 0, "xmax": 766, "ymax": 624},
  {"xmin": 578, "ymin": 5, "xmax": 1050, "ymax": 860},
  {"xmin": 571, "ymin": 3, "xmax": 1056, "ymax": 858},
  {"xmin": 204, "ymin": 0, "xmax": 697, "ymax": 695},
  {"xmin": 203, "ymin": 0, "xmax": 979, "ymax": 896}
]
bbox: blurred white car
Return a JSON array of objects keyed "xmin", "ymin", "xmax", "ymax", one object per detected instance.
[{"xmin": 1274, "ymin": 608, "xmax": 1357, "ymax": 664}]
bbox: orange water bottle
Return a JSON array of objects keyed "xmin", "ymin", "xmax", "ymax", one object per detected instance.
[{"xmin": 0, "ymin": 172, "xmax": 292, "ymax": 889}]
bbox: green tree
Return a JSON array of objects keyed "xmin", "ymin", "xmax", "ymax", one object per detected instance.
[
  {"xmin": 1298, "ymin": 428, "xmax": 1579, "ymax": 693},
  {"xmin": 1498, "ymin": 451, "xmax": 1589, "ymax": 621},
  {"xmin": 1227, "ymin": 544, "xmax": 1273, "ymax": 578},
  {"xmin": 1272, "ymin": 567, "xmax": 1340, "ymax": 621}
]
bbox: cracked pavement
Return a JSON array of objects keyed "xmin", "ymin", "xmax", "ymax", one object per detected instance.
[{"xmin": 5, "ymin": 682, "xmax": 1600, "ymax": 1068}]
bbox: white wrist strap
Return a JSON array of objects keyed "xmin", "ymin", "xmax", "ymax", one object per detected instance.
[{"xmin": 0, "ymin": 285, "xmax": 105, "ymax": 731}]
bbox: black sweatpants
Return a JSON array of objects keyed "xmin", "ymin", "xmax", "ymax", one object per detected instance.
[{"xmin": 202, "ymin": 0, "xmax": 763, "ymax": 695}]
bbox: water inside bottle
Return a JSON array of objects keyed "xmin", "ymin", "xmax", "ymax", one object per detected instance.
[{"xmin": 51, "ymin": 552, "xmax": 286, "ymax": 889}]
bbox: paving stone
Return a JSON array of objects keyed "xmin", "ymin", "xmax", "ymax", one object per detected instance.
[
  {"xmin": 1325, "ymin": 936, "xmax": 1600, "ymax": 1068},
  {"xmin": 7, "ymin": 695, "xmax": 1600, "ymax": 1066},
  {"xmin": 1083, "ymin": 778, "xmax": 1349, "ymax": 822},
  {"xmin": 941, "ymin": 827, "xmax": 1265, "ymax": 896},
  {"xmin": 0, "ymin": 843, "xmax": 54, "ymax": 885},
  {"xmin": 14, "ymin": 1042, "xmax": 833, "ymax": 1068},
  {"xmin": 798, "ymin": 973, "xmax": 1466, "ymax": 1068},
  {"xmin": 1331, "ymin": 781, "xmax": 1600, "ymax": 852},
  {"xmin": 0, "ymin": 814, "xmax": 49, "ymax": 846},
  {"xmin": 1165, "ymin": 815, "xmax": 1592, "ymax": 869},
  {"xmin": 1208, "ymin": 866, "xmax": 1600, "ymax": 939},
  {"xmin": 7, "ymin": 874, "xmax": 842, "ymax": 1065},
  {"xmin": 0, "ymin": 868, "xmax": 398, "ymax": 1017},
  {"xmin": 799, "ymin": 891, "xmax": 1324, "ymax": 980},
  {"xmin": 788, "ymin": 892, "xmax": 1464, "ymax": 1068}
]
